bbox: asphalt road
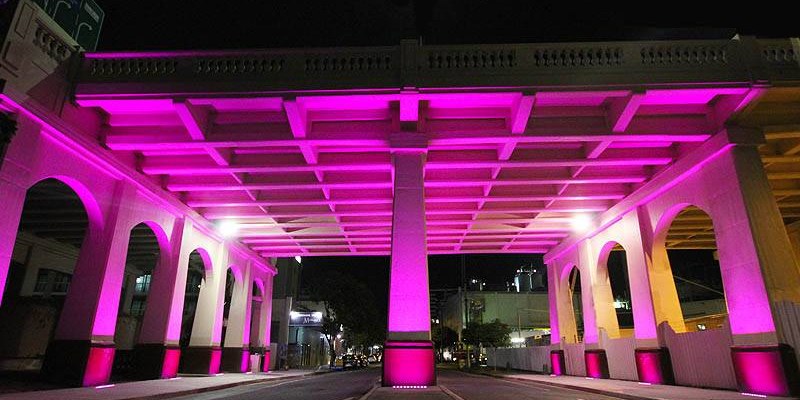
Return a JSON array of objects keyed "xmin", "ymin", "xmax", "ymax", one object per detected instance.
[
  {"xmin": 169, "ymin": 368, "xmax": 624, "ymax": 400},
  {"xmin": 439, "ymin": 370, "xmax": 624, "ymax": 400},
  {"xmin": 170, "ymin": 369, "xmax": 380, "ymax": 400}
]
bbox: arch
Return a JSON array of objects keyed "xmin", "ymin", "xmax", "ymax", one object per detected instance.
[
  {"xmin": 652, "ymin": 203, "xmax": 726, "ymax": 332},
  {"xmin": 596, "ymin": 240, "xmax": 629, "ymax": 338},
  {"xmin": 28, "ymin": 175, "xmax": 104, "ymax": 233},
  {"xmin": 179, "ymin": 248, "xmax": 213, "ymax": 348},
  {"xmin": 561, "ymin": 263, "xmax": 584, "ymax": 343},
  {"xmin": 189, "ymin": 247, "xmax": 214, "ymax": 277},
  {"xmin": 0, "ymin": 178, "xmax": 94, "ymax": 375}
]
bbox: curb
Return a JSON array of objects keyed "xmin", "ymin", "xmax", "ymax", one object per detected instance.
[
  {"xmin": 124, "ymin": 371, "xmax": 324, "ymax": 400},
  {"xmin": 466, "ymin": 370, "xmax": 656, "ymax": 400}
]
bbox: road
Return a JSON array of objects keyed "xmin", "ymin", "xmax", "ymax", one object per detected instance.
[
  {"xmin": 170, "ymin": 369, "xmax": 380, "ymax": 400},
  {"xmin": 439, "ymin": 370, "xmax": 623, "ymax": 400},
  {"xmin": 170, "ymin": 368, "xmax": 623, "ymax": 400}
]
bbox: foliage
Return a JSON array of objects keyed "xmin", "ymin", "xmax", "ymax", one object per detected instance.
[
  {"xmin": 432, "ymin": 324, "xmax": 459, "ymax": 348},
  {"xmin": 461, "ymin": 319, "xmax": 512, "ymax": 347},
  {"xmin": 306, "ymin": 271, "xmax": 385, "ymax": 365}
]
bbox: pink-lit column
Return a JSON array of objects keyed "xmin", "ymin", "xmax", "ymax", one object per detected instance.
[
  {"xmin": 383, "ymin": 149, "xmax": 435, "ymax": 387},
  {"xmin": 258, "ymin": 275, "xmax": 275, "ymax": 372},
  {"xmin": 221, "ymin": 264, "xmax": 253, "ymax": 372},
  {"xmin": 709, "ymin": 142, "xmax": 800, "ymax": 396},
  {"xmin": 134, "ymin": 218, "xmax": 187, "ymax": 379},
  {"xmin": 41, "ymin": 182, "xmax": 134, "ymax": 387}
]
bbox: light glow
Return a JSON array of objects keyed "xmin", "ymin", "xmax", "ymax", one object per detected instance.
[
  {"xmin": 217, "ymin": 220, "xmax": 240, "ymax": 238},
  {"xmin": 570, "ymin": 214, "xmax": 593, "ymax": 232}
]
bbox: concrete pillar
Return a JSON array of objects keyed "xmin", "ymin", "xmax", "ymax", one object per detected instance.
[
  {"xmin": 710, "ymin": 145, "xmax": 800, "ymax": 396},
  {"xmin": 221, "ymin": 263, "xmax": 252, "ymax": 372},
  {"xmin": 41, "ymin": 181, "xmax": 135, "ymax": 387},
  {"xmin": 383, "ymin": 150, "xmax": 435, "ymax": 387},
  {"xmin": 0, "ymin": 182, "xmax": 25, "ymax": 306},
  {"xmin": 180, "ymin": 244, "xmax": 226, "ymax": 375},
  {"xmin": 259, "ymin": 275, "xmax": 274, "ymax": 372},
  {"xmin": 634, "ymin": 206, "xmax": 681, "ymax": 384},
  {"xmin": 134, "ymin": 218, "xmax": 186, "ymax": 380},
  {"xmin": 548, "ymin": 262, "xmax": 569, "ymax": 375}
]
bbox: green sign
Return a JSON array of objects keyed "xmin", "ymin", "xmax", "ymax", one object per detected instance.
[{"xmin": 30, "ymin": 0, "xmax": 103, "ymax": 51}]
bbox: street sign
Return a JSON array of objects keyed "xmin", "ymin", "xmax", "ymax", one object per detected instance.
[{"xmin": 289, "ymin": 311, "xmax": 323, "ymax": 327}]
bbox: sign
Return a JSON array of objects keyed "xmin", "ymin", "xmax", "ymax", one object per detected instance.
[
  {"xmin": 30, "ymin": 0, "xmax": 104, "ymax": 51},
  {"xmin": 289, "ymin": 311, "xmax": 323, "ymax": 327}
]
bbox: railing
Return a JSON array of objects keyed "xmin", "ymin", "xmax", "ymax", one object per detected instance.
[{"xmin": 73, "ymin": 38, "xmax": 800, "ymax": 96}]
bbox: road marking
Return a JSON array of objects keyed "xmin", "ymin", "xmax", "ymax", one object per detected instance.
[{"xmin": 440, "ymin": 384, "xmax": 466, "ymax": 400}]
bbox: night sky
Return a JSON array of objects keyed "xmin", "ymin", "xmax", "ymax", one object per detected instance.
[
  {"xmin": 96, "ymin": 1, "xmax": 799, "ymax": 51},
  {"xmin": 94, "ymin": 1, "xmax": 759, "ymax": 303}
]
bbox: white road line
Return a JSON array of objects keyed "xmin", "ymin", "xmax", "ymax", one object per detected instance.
[{"xmin": 440, "ymin": 384, "xmax": 467, "ymax": 400}]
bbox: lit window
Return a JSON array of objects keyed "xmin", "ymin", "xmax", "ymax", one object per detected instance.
[
  {"xmin": 135, "ymin": 274, "xmax": 152, "ymax": 293},
  {"xmin": 697, "ymin": 324, "xmax": 707, "ymax": 331}
]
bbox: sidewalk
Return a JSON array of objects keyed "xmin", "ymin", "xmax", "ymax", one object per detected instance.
[
  {"xmin": 0, "ymin": 370, "xmax": 317, "ymax": 400},
  {"xmin": 477, "ymin": 370, "xmax": 798, "ymax": 400}
]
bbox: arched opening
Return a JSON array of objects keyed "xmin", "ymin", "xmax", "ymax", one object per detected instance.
[
  {"xmin": 250, "ymin": 281, "xmax": 264, "ymax": 348},
  {"xmin": 220, "ymin": 267, "xmax": 238, "ymax": 345},
  {"xmin": 657, "ymin": 205, "xmax": 726, "ymax": 332},
  {"xmin": 597, "ymin": 241, "xmax": 632, "ymax": 338},
  {"xmin": 179, "ymin": 250, "xmax": 210, "ymax": 348},
  {"xmin": 567, "ymin": 267, "xmax": 583, "ymax": 343},
  {"xmin": 111, "ymin": 222, "xmax": 164, "ymax": 380},
  {"xmin": 0, "ymin": 178, "xmax": 91, "ymax": 383}
]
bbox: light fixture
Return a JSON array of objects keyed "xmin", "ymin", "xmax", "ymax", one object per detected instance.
[
  {"xmin": 294, "ymin": 255, "xmax": 302, "ymax": 264},
  {"xmin": 570, "ymin": 214, "xmax": 593, "ymax": 232},
  {"xmin": 218, "ymin": 220, "xmax": 239, "ymax": 238}
]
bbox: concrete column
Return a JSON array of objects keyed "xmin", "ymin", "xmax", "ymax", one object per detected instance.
[
  {"xmin": 41, "ymin": 181, "xmax": 134, "ymax": 387},
  {"xmin": 260, "ymin": 275, "xmax": 274, "ymax": 372},
  {"xmin": 578, "ymin": 241, "xmax": 606, "ymax": 344},
  {"xmin": 634, "ymin": 207, "xmax": 681, "ymax": 384},
  {"xmin": 134, "ymin": 218, "xmax": 186, "ymax": 380},
  {"xmin": 0, "ymin": 182, "xmax": 25, "ymax": 306},
  {"xmin": 383, "ymin": 150, "xmax": 435, "ymax": 387},
  {"xmin": 548, "ymin": 262, "xmax": 570, "ymax": 376},
  {"xmin": 710, "ymin": 145, "xmax": 800, "ymax": 396},
  {"xmin": 181, "ymin": 244, "xmax": 226, "ymax": 375},
  {"xmin": 221, "ymin": 263, "xmax": 252, "ymax": 372}
]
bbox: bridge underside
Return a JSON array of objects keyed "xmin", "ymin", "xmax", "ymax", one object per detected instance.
[{"xmin": 3, "ymin": 18, "xmax": 800, "ymax": 396}]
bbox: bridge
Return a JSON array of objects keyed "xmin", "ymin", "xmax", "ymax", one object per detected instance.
[{"xmin": 2, "ymin": 1, "xmax": 800, "ymax": 397}]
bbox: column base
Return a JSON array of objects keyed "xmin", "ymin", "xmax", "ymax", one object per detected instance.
[
  {"xmin": 262, "ymin": 349, "xmax": 271, "ymax": 372},
  {"xmin": 584, "ymin": 349, "xmax": 609, "ymax": 379},
  {"xmin": 132, "ymin": 344, "xmax": 181, "ymax": 379},
  {"xmin": 549, "ymin": 350, "xmax": 565, "ymax": 375},
  {"xmin": 731, "ymin": 344, "xmax": 800, "ymax": 397},
  {"xmin": 220, "ymin": 347, "xmax": 250, "ymax": 373},
  {"xmin": 179, "ymin": 346, "xmax": 222, "ymax": 375},
  {"xmin": 635, "ymin": 347, "xmax": 674, "ymax": 385},
  {"xmin": 41, "ymin": 340, "xmax": 115, "ymax": 387},
  {"xmin": 381, "ymin": 340, "xmax": 435, "ymax": 387}
]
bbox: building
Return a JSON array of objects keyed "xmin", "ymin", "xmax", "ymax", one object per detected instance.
[{"xmin": 2, "ymin": 0, "xmax": 800, "ymax": 395}]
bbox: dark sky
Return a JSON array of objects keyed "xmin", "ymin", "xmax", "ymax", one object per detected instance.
[{"xmin": 97, "ymin": 1, "xmax": 799, "ymax": 51}]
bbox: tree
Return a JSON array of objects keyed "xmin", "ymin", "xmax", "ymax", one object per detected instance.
[
  {"xmin": 462, "ymin": 319, "xmax": 512, "ymax": 347},
  {"xmin": 306, "ymin": 271, "xmax": 385, "ymax": 367},
  {"xmin": 432, "ymin": 324, "xmax": 459, "ymax": 349}
]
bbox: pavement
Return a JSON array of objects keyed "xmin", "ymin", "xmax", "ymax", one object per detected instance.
[
  {"xmin": 0, "ymin": 369, "xmax": 317, "ymax": 400},
  {"xmin": 467, "ymin": 369, "xmax": 799, "ymax": 400},
  {"xmin": 2, "ymin": 367, "xmax": 797, "ymax": 400}
]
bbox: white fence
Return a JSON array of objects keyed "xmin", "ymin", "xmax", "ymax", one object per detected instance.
[
  {"xmin": 659, "ymin": 321, "xmax": 737, "ymax": 389},
  {"xmin": 599, "ymin": 330, "xmax": 638, "ymax": 381},
  {"xmin": 486, "ymin": 346, "xmax": 551, "ymax": 373},
  {"xmin": 563, "ymin": 342, "xmax": 586, "ymax": 376}
]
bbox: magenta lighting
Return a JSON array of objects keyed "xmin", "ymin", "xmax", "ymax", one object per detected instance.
[{"xmin": 3, "ymin": 28, "xmax": 800, "ymax": 396}]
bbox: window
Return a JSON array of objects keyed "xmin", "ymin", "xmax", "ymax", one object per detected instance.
[
  {"xmin": 52, "ymin": 272, "xmax": 71, "ymax": 293},
  {"xmin": 130, "ymin": 298, "xmax": 146, "ymax": 316},
  {"xmin": 135, "ymin": 274, "xmax": 152, "ymax": 293},
  {"xmin": 34, "ymin": 269, "xmax": 51, "ymax": 293}
]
